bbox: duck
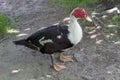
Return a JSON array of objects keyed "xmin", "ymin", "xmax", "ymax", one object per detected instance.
[{"xmin": 14, "ymin": 8, "xmax": 92, "ymax": 71}]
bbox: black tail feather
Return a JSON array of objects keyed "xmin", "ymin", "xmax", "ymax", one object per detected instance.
[
  {"xmin": 13, "ymin": 39, "xmax": 27, "ymax": 46},
  {"xmin": 13, "ymin": 39, "xmax": 40, "ymax": 51}
]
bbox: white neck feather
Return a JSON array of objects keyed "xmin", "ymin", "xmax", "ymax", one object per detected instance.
[{"xmin": 68, "ymin": 15, "xmax": 83, "ymax": 45}]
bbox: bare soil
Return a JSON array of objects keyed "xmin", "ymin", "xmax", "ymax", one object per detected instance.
[{"xmin": 0, "ymin": 0, "xmax": 120, "ymax": 80}]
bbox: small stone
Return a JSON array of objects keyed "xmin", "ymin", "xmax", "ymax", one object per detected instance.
[{"xmin": 46, "ymin": 74, "xmax": 52, "ymax": 78}]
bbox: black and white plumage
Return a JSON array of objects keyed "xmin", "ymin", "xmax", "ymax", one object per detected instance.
[
  {"xmin": 14, "ymin": 8, "xmax": 92, "ymax": 71},
  {"xmin": 27, "ymin": 25, "xmax": 73, "ymax": 53}
]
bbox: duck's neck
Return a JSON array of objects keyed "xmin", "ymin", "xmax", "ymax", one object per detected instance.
[
  {"xmin": 69, "ymin": 15, "xmax": 79, "ymax": 30},
  {"xmin": 68, "ymin": 15, "xmax": 83, "ymax": 45},
  {"xmin": 70, "ymin": 15, "xmax": 77, "ymax": 22}
]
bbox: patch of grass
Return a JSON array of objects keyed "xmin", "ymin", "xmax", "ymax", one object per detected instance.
[
  {"xmin": 103, "ymin": 27, "xmax": 120, "ymax": 42},
  {"xmin": 107, "ymin": 15, "xmax": 120, "ymax": 25},
  {"xmin": 80, "ymin": 20, "xmax": 95, "ymax": 27},
  {"xmin": 50, "ymin": 0, "xmax": 98, "ymax": 13},
  {"xmin": 109, "ymin": 35, "xmax": 120, "ymax": 42},
  {"xmin": 103, "ymin": 27, "xmax": 119, "ymax": 34},
  {"xmin": 103, "ymin": 15, "xmax": 120, "ymax": 42},
  {"xmin": 67, "ymin": 77, "xmax": 74, "ymax": 80},
  {"xmin": 0, "ymin": 14, "xmax": 16, "ymax": 37}
]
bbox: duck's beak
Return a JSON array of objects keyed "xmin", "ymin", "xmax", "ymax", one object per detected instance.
[{"xmin": 85, "ymin": 16, "xmax": 92, "ymax": 22}]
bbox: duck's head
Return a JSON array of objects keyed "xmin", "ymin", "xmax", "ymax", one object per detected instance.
[{"xmin": 71, "ymin": 8, "xmax": 92, "ymax": 22}]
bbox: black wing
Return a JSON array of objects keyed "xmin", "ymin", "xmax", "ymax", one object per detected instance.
[{"xmin": 26, "ymin": 25, "xmax": 73, "ymax": 53}]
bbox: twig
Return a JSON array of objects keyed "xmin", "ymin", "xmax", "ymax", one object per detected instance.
[
  {"xmin": 92, "ymin": 7, "xmax": 120, "ymax": 17},
  {"xmin": 92, "ymin": 16, "xmax": 107, "ymax": 28},
  {"xmin": 91, "ymin": 7, "xmax": 120, "ymax": 29}
]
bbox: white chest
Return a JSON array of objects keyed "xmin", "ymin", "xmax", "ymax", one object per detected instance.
[{"xmin": 68, "ymin": 20, "xmax": 83, "ymax": 45}]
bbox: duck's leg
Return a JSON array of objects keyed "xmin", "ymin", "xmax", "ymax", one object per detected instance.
[
  {"xmin": 50, "ymin": 54, "xmax": 66, "ymax": 71},
  {"xmin": 59, "ymin": 53, "xmax": 73, "ymax": 62}
]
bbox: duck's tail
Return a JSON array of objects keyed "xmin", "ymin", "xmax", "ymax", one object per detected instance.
[
  {"xmin": 13, "ymin": 39, "xmax": 39, "ymax": 51},
  {"xmin": 13, "ymin": 39, "xmax": 28, "ymax": 46}
]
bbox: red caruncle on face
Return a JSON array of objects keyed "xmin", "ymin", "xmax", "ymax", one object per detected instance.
[{"xmin": 72, "ymin": 8, "xmax": 88, "ymax": 19}]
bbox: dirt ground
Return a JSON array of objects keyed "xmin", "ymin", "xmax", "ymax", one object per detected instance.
[{"xmin": 0, "ymin": 0, "xmax": 120, "ymax": 80}]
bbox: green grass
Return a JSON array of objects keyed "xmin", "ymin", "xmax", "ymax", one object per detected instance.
[
  {"xmin": 0, "ymin": 14, "xmax": 16, "ymax": 37},
  {"xmin": 103, "ymin": 15, "xmax": 120, "ymax": 43},
  {"xmin": 103, "ymin": 27, "xmax": 119, "ymax": 33},
  {"xmin": 103, "ymin": 27, "xmax": 120, "ymax": 43},
  {"xmin": 67, "ymin": 77, "xmax": 74, "ymax": 80},
  {"xmin": 109, "ymin": 35, "xmax": 120, "ymax": 42},
  {"xmin": 106, "ymin": 15, "xmax": 120, "ymax": 26},
  {"xmin": 50, "ymin": 0, "xmax": 98, "ymax": 13}
]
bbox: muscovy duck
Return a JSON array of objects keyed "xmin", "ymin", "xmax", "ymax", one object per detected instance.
[{"xmin": 14, "ymin": 8, "xmax": 92, "ymax": 71}]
